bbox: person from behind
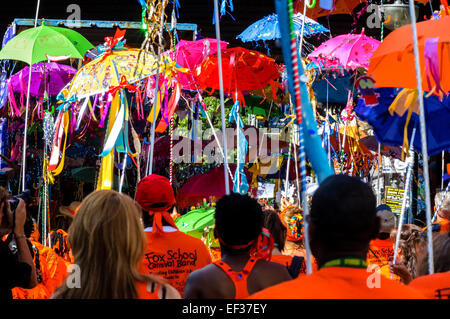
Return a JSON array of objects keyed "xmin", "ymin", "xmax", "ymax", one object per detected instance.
[
  {"xmin": 136, "ymin": 174, "xmax": 212, "ymax": 296},
  {"xmin": 366, "ymin": 204, "xmax": 398, "ymax": 280},
  {"xmin": 184, "ymin": 193, "xmax": 292, "ymax": 299},
  {"xmin": 52, "ymin": 190, "xmax": 180, "ymax": 299},
  {"xmin": 429, "ymin": 190, "xmax": 450, "ymax": 233},
  {"xmin": 0, "ymin": 186, "xmax": 37, "ymax": 299},
  {"xmin": 263, "ymin": 209, "xmax": 305, "ymax": 278},
  {"xmin": 408, "ymin": 232, "xmax": 450, "ymax": 299},
  {"xmin": 250, "ymin": 175, "xmax": 425, "ymax": 299}
]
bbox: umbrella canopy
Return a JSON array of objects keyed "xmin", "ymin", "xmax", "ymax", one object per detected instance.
[
  {"xmin": 294, "ymin": 0, "xmax": 362, "ymax": 20},
  {"xmin": 0, "ymin": 24, "xmax": 93, "ymax": 65},
  {"xmin": 308, "ymin": 30, "xmax": 380, "ymax": 70},
  {"xmin": 360, "ymin": 136, "xmax": 403, "ymax": 160},
  {"xmin": 175, "ymin": 206, "xmax": 216, "ymax": 240},
  {"xmin": 196, "ymin": 47, "xmax": 281, "ymax": 99},
  {"xmin": 368, "ymin": 15, "xmax": 450, "ymax": 95},
  {"xmin": 176, "ymin": 164, "xmax": 252, "ymax": 208},
  {"xmin": 9, "ymin": 62, "xmax": 76, "ymax": 97},
  {"xmin": 67, "ymin": 48, "xmax": 161, "ymax": 98},
  {"xmin": 355, "ymin": 87, "xmax": 450, "ymax": 156},
  {"xmin": 170, "ymin": 38, "xmax": 228, "ymax": 90},
  {"xmin": 237, "ymin": 13, "xmax": 328, "ymax": 42}
]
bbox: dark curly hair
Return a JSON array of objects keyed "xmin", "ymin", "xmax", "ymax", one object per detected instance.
[{"xmin": 215, "ymin": 193, "xmax": 263, "ymax": 249}]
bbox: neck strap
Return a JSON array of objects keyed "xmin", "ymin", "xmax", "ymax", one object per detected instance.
[{"xmin": 321, "ymin": 257, "xmax": 367, "ymax": 269}]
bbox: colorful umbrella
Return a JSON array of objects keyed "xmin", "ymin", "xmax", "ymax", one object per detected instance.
[
  {"xmin": 294, "ymin": 0, "xmax": 362, "ymax": 20},
  {"xmin": 67, "ymin": 48, "xmax": 161, "ymax": 98},
  {"xmin": 237, "ymin": 13, "xmax": 328, "ymax": 43},
  {"xmin": 368, "ymin": 15, "xmax": 450, "ymax": 95},
  {"xmin": 308, "ymin": 30, "xmax": 380, "ymax": 70},
  {"xmin": 169, "ymin": 38, "xmax": 228, "ymax": 90},
  {"xmin": 0, "ymin": 23, "xmax": 93, "ymax": 65},
  {"xmin": 175, "ymin": 164, "xmax": 252, "ymax": 209},
  {"xmin": 175, "ymin": 206, "xmax": 216, "ymax": 240},
  {"xmin": 9, "ymin": 62, "xmax": 76, "ymax": 98},
  {"xmin": 196, "ymin": 47, "xmax": 281, "ymax": 104},
  {"xmin": 355, "ymin": 87, "xmax": 450, "ymax": 156}
]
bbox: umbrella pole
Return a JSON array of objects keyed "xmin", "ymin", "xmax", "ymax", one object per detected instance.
[
  {"xmin": 119, "ymin": 153, "xmax": 127, "ymax": 193},
  {"xmin": 377, "ymin": 143, "xmax": 382, "ymax": 205},
  {"xmin": 147, "ymin": 69, "xmax": 161, "ymax": 176},
  {"xmin": 20, "ymin": 0, "xmax": 41, "ymax": 192},
  {"xmin": 441, "ymin": 151, "xmax": 445, "ymax": 190},
  {"xmin": 340, "ymin": 120, "xmax": 348, "ymax": 174},
  {"xmin": 408, "ymin": 0, "xmax": 434, "ymax": 275},
  {"xmin": 214, "ymin": 0, "xmax": 230, "ymax": 195},
  {"xmin": 284, "ymin": 126, "xmax": 292, "ymax": 194},
  {"xmin": 297, "ymin": 0, "xmax": 308, "ymax": 55},
  {"xmin": 391, "ymin": 127, "xmax": 416, "ymax": 278}
]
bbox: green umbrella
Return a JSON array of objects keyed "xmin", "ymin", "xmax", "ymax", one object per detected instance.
[
  {"xmin": 175, "ymin": 207, "xmax": 218, "ymax": 247},
  {"xmin": 0, "ymin": 22, "xmax": 93, "ymax": 191},
  {"xmin": 0, "ymin": 23, "xmax": 94, "ymax": 65}
]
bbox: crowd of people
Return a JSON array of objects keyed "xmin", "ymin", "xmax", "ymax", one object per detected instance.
[{"xmin": 1, "ymin": 174, "xmax": 449, "ymax": 299}]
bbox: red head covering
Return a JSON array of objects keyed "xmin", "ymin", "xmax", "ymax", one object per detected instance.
[{"xmin": 136, "ymin": 174, "xmax": 178, "ymax": 234}]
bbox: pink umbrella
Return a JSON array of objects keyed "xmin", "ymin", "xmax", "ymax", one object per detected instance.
[
  {"xmin": 169, "ymin": 38, "xmax": 228, "ymax": 90},
  {"xmin": 176, "ymin": 164, "xmax": 253, "ymax": 208},
  {"xmin": 308, "ymin": 30, "xmax": 380, "ymax": 70}
]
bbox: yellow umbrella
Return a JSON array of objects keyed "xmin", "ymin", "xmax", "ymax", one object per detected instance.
[{"xmin": 67, "ymin": 48, "xmax": 165, "ymax": 98}]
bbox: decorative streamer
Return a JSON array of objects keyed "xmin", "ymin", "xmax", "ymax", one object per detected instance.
[
  {"xmin": 229, "ymin": 100, "xmax": 249, "ymax": 194},
  {"xmin": 408, "ymin": 0, "xmax": 434, "ymax": 275},
  {"xmin": 275, "ymin": 0, "xmax": 333, "ymax": 275}
]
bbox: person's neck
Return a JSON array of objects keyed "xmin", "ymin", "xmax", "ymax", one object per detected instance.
[
  {"xmin": 220, "ymin": 249, "xmax": 252, "ymax": 269},
  {"xmin": 317, "ymin": 251, "xmax": 368, "ymax": 269}
]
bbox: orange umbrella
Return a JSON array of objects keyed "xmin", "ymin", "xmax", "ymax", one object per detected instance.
[
  {"xmin": 294, "ymin": 0, "xmax": 363, "ymax": 20},
  {"xmin": 368, "ymin": 15, "xmax": 450, "ymax": 95}
]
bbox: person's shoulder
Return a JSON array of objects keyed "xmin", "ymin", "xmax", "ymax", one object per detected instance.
[
  {"xmin": 174, "ymin": 231, "xmax": 210, "ymax": 249},
  {"xmin": 379, "ymin": 275, "xmax": 427, "ymax": 298},
  {"xmin": 248, "ymin": 275, "xmax": 307, "ymax": 299},
  {"xmin": 410, "ymin": 272, "xmax": 450, "ymax": 287}
]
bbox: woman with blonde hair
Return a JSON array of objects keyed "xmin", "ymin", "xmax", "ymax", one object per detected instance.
[{"xmin": 52, "ymin": 190, "xmax": 180, "ymax": 299}]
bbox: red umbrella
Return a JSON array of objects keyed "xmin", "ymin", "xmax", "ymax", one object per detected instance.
[
  {"xmin": 195, "ymin": 47, "xmax": 281, "ymax": 105},
  {"xmin": 176, "ymin": 164, "xmax": 253, "ymax": 209},
  {"xmin": 169, "ymin": 38, "xmax": 228, "ymax": 90}
]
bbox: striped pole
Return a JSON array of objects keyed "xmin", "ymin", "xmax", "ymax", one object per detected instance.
[{"xmin": 288, "ymin": 0, "xmax": 313, "ymax": 274}]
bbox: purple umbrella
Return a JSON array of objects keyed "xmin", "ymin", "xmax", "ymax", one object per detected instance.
[{"xmin": 8, "ymin": 62, "xmax": 76, "ymax": 98}]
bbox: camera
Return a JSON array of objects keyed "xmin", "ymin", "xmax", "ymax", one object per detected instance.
[{"xmin": 9, "ymin": 189, "xmax": 32, "ymax": 214}]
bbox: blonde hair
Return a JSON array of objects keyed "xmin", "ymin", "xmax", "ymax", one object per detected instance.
[
  {"xmin": 435, "ymin": 190, "xmax": 450, "ymax": 215},
  {"xmin": 53, "ymin": 190, "xmax": 163, "ymax": 299}
]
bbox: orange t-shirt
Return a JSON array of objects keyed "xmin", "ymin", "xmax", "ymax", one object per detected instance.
[
  {"xmin": 138, "ymin": 228, "xmax": 212, "ymax": 295},
  {"xmin": 409, "ymin": 272, "xmax": 450, "ymax": 299},
  {"xmin": 367, "ymin": 238, "xmax": 400, "ymax": 281},
  {"xmin": 249, "ymin": 266, "xmax": 426, "ymax": 299}
]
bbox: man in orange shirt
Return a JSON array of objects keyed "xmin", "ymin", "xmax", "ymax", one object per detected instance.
[
  {"xmin": 367, "ymin": 205, "xmax": 399, "ymax": 280},
  {"xmin": 136, "ymin": 175, "xmax": 212, "ymax": 296},
  {"xmin": 250, "ymin": 175, "xmax": 425, "ymax": 299}
]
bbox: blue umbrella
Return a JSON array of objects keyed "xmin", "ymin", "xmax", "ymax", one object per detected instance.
[
  {"xmin": 355, "ymin": 88, "xmax": 450, "ymax": 156},
  {"xmin": 237, "ymin": 13, "xmax": 328, "ymax": 43}
]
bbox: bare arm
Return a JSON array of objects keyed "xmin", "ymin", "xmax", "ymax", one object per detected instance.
[
  {"xmin": 12, "ymin": 199, "xmax": 38, "ymax": 289},
  {"xmin": 183, "ymin": 270, "xmax": 203, "ymax": 299}
]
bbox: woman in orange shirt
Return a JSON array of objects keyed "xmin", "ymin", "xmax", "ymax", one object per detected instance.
[{"xmin": 52, "ymin": 190, "xmax": 180, "ymax": 299}]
